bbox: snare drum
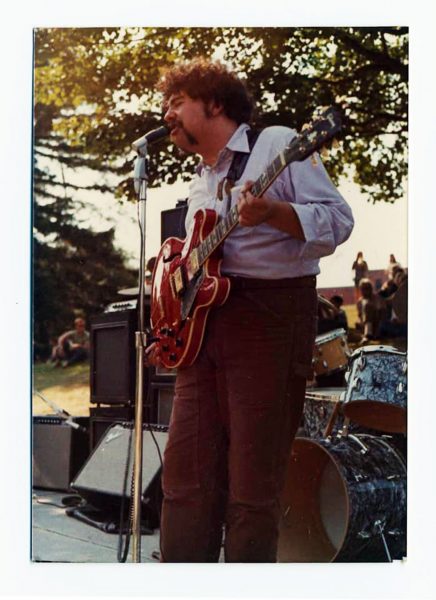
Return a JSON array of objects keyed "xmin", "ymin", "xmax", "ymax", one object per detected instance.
[
  {"xmin": 303, "ymin": 388, "xmax": 385, "ymax": 439},
  {"xmin": 312, "ymin": 329, "xmax": 350, "ymax": 377},
  {"xmin": 342, "ymin": 345, "xmax": 407, "ymax": 434},
  {"xmin": 278, "ymin": 434, "xmax": 407, "ymax": 562},
  {"xmin": 303, "ymin": 388, "xmax": 345, "ymax": 438}
]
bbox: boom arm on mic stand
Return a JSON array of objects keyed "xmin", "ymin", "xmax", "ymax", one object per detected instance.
[{"xmin": 130, "ymin": 125, "xmax": 168, "ymax": 563}]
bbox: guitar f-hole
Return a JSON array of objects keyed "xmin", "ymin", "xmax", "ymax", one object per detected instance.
[{"xmin": 163, "ymin": 252, "xmax": 182, "ymax": 263}]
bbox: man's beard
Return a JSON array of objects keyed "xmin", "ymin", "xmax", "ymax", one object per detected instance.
[
  {"xmin": 184, "ymin": 129, "xmax": 198, "ymax": 145},
  {"xmin": 173, "ymin": 120, "xmax": 199, "ymax": 146}
]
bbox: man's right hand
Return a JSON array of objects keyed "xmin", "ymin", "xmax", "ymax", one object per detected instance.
[{"xmin": 145, "ymin": 342, "xmax": 162, "ymax": 367}]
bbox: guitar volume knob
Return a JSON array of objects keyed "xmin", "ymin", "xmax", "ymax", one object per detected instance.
[{"xmin": 175, "ymin": 338, "xmax": 183, "ymax": 347}]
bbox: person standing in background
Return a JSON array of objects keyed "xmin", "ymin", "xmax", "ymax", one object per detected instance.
[
  {"xmin": 386, "ymin": 253, "xmax": 401, "ymax": 281},
  {"xmin": 352, "ymin": 251, "xmax": 369, "ymax": 301}
]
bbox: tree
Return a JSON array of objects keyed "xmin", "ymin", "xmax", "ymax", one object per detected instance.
[
  {"xmin": 33, "ymin": 189, "xmax": 137, "ymax": 350},
  {"xmin": 32, "ymin": 27, "xmax": 408, "ymax": 347},
  {"xmin": 33, "ymin": 27, "xmax": 408, "ymax": 202},
  {"xmin": 33, "ymin": 89, "xmax": 137, "ymax": 349}
]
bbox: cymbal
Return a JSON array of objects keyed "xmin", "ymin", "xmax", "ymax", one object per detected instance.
[
  {"xmin": 317, "ymin": 294, "xmax": 336, "ymax": 310},
  {"xmin": 118, "ymin": 285, "xmax": 151, "ymax": 297}
]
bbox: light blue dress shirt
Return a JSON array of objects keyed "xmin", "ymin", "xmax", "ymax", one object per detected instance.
[{"xmin": 185, "ymin": 123, "xmax": 354, "ymax": 279}]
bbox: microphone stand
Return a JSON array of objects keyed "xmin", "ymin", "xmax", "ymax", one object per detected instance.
[{"xmin": 130, "ymin": 141, "xmax": 150, "ymax": 563}]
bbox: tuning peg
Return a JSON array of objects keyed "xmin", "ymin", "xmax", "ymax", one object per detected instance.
[{"xmin": 320, "ymin": 146, "xmax": 329, "ymax": 158}]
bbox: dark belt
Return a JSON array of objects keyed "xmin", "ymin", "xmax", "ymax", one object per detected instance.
[{"xmin": 227, "ymin": 275, "xmax": 316, "ymax": 290}]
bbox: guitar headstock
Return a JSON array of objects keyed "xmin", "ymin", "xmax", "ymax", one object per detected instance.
[{"xmin": 287, "ymin": 106, "xmax": 343, "ymax": 163}]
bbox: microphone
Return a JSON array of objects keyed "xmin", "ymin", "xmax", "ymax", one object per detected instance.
[{"xmin": 131, "ymin": 126, "xmax": 169, "ymax": 152}]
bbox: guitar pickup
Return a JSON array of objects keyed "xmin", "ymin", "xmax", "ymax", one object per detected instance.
[
  {"xmin": 170, "ymin": 266, "xmax": 186, "ymax": 297},
  {"xmin": 187, "ymin": 249, "xmax": 200, "ymax": 276}
]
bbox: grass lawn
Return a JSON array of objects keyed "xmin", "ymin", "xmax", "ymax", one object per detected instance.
[
  {"xmin": 343, "ymin": 304, "xmax": 358, "ymax": 328},
  {"xmin": 33, "ymin": 361, "xmax": 91, "ymax": 417}
]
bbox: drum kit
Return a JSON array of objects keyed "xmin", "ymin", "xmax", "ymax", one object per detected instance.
[
  {"xmin": 118, "ymin": 287, "xmax": 408, "ymax": 562},
  {"xmin": 278, "ymin": 333, "xmax": 408, "ymax": 563}
]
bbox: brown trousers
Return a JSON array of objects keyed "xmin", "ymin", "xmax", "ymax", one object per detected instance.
[{"xmin": 160, "ymin": 278, "xmax": 318, "ymax": 562}]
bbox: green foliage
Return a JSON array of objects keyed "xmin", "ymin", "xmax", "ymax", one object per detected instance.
[
  {"xmin": 34, "ymin": 27, "xmax": 408, "ymax": 202},
  {"xmin": 33, "ymin": 214, "xmax": 137, "ymax": 346},
  {"xmin": 33, "ymin": 26, "xmax": 408, "ymax": 343},
  {"xmin": 33, "ymin": 182, "xmax": 136, "ymax": 347}
]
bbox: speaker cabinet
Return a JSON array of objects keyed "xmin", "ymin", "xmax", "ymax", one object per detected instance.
[
  {"xmin": 89, "ymin": 405, "xmax": 135, "ymax": 450},
  {"xmin": 72, "ymin": 423, "xmax": 168, "ymax": 512},
  {"xmin": 150, "ymin": 383, "xmax": 174, "ymax": 426},
  {"xmin": 90, "ymin": 309, "xmax": 149, "ymax": 405},
  {"xmin": 150, "ymin": 363, "xmax": 176, "ymax": 423},
  {"xmin": 161, "ymin": 203, "xmax": 188, "ymax": 243},
  {"xmin": 32, "ymin": 416, "xmax": 89, "ymax": 491}
]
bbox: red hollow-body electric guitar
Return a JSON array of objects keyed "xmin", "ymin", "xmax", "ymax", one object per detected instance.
[{"xmin": 150, "ymin": 107, "xmax": 342, "ymax": 368}]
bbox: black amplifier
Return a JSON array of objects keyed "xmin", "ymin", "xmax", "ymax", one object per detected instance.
[
  {"xmin": 161, "ymin": 203, "xmax": 188, "ymax": 242},
  {"xmin": 104, "ymin": 299, "xmax": 138, "ymax": 313},
  {"xmin": 71, "ymin": 422, "xmax": 168, "ymax": 515},
  {"xmin": 33, "ymin": 415, "xmax": 90, "ymax": 491},
  {"xmin": 90, "ymin": 309, "xmax": 149, "ymax": 406}
]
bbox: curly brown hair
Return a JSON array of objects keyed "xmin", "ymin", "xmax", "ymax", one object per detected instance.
[{"xmin": 157, "ymin": 58, "xmax": 254, "ymax": 125}]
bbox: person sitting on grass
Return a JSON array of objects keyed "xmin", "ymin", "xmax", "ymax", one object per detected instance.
[
  {"xmin": 48, "ymin": 317, "xmax": 90, "ymax": 368},
  {"xmin": 378, "ymin": 268, "xmax": 408, "ymax": 339},
  {"xmin": 329, "ymin": 294, "xmax": 349, "ymax": 332}
]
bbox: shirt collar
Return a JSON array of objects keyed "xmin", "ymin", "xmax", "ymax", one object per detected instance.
[
  {"xmin": 225, "ymin": 123, "xmax": 251, "ymax": 153},
  {"xmin": 198, "ymin": 123, "xmax": 251, "ymax": 173}
]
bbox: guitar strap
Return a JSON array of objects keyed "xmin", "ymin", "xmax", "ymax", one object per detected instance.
[{"xmin": 217, "ymin": 128, "xmax": 260, "ymax": 203}]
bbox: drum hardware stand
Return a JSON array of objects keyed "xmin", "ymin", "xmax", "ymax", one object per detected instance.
[
  {"xmin": 322, "ymin": 401, "xmax": 343, "ymax": 439},
  {"xmin": 375, "ymin": 520, "xmax": 392, "ymax": 562},
  {"xmin": 336, "ymin": 416, "xmax": 352, "ymax": 439},
  {"xmin": 322, "ymin": 400, "xmax": 354, "ymax": 441},
  {"xmin": 347, "ymin": 433, "xmax": 369, "ymax": 454},
  {"xmin": 130, "ymin": 127, "xmax": 168, "ymax": 562}
]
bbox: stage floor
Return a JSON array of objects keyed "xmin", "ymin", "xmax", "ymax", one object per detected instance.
[{"xmin": 32, "ymin": 489, "xmax": 161, "ymax": 563}]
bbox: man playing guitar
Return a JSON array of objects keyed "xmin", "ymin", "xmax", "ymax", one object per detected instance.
[{"xmin": 146, "ymin": 58, "xmax": 354, "ymax": 562}]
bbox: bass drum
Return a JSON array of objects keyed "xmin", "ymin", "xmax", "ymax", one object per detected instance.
[{"xmin": 278, "ymin": 434, "xmax": 406, "ymax": 562}]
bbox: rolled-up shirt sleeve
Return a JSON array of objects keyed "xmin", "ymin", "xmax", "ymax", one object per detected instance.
[
  {"xmin": 183, "ymin": 124, "xmax": 354, "ymax": 278},
  {"xmin": 271, "ymin": 130, "xmax": 354, "ymax": 260}
]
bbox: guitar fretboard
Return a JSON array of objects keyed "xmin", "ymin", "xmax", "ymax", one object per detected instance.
[
  {"xmin": 196, "ymin": 144, "xmax": 297, "ymax": 266},
  {"xmin": 194, "ymin": 106, "xmax": 341, "ymax": 267},
  {"xmin": 197, "ymin": 205, "xmax": 239, "ymax": 264}
]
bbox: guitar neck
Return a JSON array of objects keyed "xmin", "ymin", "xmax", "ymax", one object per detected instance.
[{"xmin": 196, "ymin": 140, "xmax": 301, "ymax": 266}]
